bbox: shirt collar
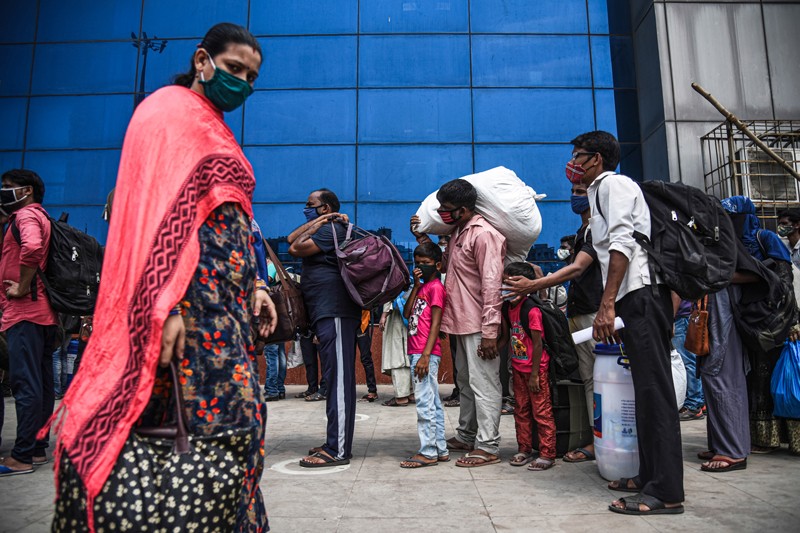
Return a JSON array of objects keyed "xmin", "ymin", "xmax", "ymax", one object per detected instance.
[
  {"xmin": 587, "ymin": 171, "xmax": 616, "ymax": 192},
  {"xmin": 453, "ymin": 213, "xmax": 485, "ymax": 240}
]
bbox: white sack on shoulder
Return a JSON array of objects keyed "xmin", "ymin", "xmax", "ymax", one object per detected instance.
[{"xmin": 414, "ymin": 166, "xmax": 543, "ymax": 264}]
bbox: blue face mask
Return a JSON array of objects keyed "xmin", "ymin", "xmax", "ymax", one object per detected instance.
[
  {"xmin": 571, "ymin": 194, "xmax": 590, "ymax": 215},
  {"xmin": 303, "ymin": 206, "xmax": 320, "ymax": 222}
]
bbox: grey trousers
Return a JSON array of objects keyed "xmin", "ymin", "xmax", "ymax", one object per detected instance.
[
  {"xmin": 701, "ymin": 288, "xmax": 750, "ymax": 459},
  {"xmin": 569, "ymin": 313, "xmax": 598, "ymax": 422},
  {"xmin": 453, "ymin": 332, "xmax": 502, "ymax": 455},
  {"xmin": 390, "ymin": 367, "xmax": 412, "ymax": 398}
]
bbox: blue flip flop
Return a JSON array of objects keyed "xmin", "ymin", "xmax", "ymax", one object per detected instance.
[
  {"xmin": 563, "ymin": 447, "xmax": 595, "ymax": 463},
  {"xmin": 0, "ymin": 464, "xmax": 34, "ymax": 477}
]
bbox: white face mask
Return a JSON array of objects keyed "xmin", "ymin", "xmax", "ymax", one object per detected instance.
[{"xmin": 556, "ymin": 248, "xmax": 571, "ymax": 261}]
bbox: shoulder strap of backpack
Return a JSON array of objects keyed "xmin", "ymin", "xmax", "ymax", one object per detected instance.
[
  {"xmin": 518, "ymin": 297, "xmax": 536, "ymax": 341},
  {"xmin": 756, "ymin": 229, "xmax": 767, "ymax": 258}
]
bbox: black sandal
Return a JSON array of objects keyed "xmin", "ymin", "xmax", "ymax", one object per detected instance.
[
  {"xmin": 305, "ymin": 392, "xmax": 326, "ymax": 402},
  {"xmin": 299, "ymin": 451, "xmax": 350, "ymax": 468},
  {"xmin": 607, "ymin": 476, "xmax": 641, "ymax": 493},
  {"xmin": 361, "ymin": 392, "xmax": 378, "ymax": 402},
  {"xmin": 609, "ymin": 493, "xmax": 684, "ymax": 515}
]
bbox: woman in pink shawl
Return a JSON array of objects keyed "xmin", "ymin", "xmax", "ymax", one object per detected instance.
[{"xmin": 47, "ymin": 23, "xmax": 276, "ymax": 532}]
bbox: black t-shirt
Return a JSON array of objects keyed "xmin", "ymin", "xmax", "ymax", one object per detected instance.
[
  {"xmin": 566, "ymin": 225, "xmax": 604, "ymax": 317},
  {"xmin": 301, "ymin": 222, "xmax": 361, "ymax": 324}
]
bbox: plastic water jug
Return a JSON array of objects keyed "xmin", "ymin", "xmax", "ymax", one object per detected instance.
[
  {"xmin": 593, "ymin": 343, "xmax": 638, "ymax": 481},
  {"xmin": 65, "ymin": 338, "xmax": 79, "ymax": 389}
]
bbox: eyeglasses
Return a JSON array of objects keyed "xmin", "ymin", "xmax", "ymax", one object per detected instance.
[{"xmin": 570, "ymin": 152, "xmax": 597, "ymax": 161}]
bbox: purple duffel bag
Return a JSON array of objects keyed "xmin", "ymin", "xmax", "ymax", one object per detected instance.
[{"xmin": 331, "ymin": 223, "xmax": 410, "ymax": 309}]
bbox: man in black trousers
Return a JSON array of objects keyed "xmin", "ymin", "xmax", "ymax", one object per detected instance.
[{"xmin": 572, "ymin": 131, "xmax": 684, "ymax": 515}]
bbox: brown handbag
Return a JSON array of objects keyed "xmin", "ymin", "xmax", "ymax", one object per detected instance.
[
  {"xmin": 259, "ymin": 241, "xmax": 309, "ymax": 344},
  {"xmin": 685, "ymin": 296, "xmax": 709, "ymax": 356}
]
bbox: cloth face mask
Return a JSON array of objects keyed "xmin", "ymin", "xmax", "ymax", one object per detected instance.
[{"xmin": 200, "ymin": 54, "xmax": 254, "ymax": 112}]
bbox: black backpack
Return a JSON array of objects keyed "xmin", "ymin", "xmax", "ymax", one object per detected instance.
[
  {"xmin": 731, "ymin": 230, "xmax": 797, "ymax": 355},
  {"xmin": 10, "ymin": 210, "xmax": 104, "ymax": 316},
  {"xmin": 595, "ymin": 178, "xmax": 737, "ymax": 301},
  {"xmin": 502, "ymin": 294, "xmax": 580, "ymax": 381}
]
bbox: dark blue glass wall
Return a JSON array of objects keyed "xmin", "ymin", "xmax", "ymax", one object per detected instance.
[{"xmin": 1, "ymin": 0, "xmax": 639, "ymax": 252}]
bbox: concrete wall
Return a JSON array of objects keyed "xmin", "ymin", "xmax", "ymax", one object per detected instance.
[{"xmin": 631, "ymin": 0, "xmax": 800, "ymax": 188}]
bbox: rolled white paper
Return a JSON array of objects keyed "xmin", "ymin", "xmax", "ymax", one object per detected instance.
[{"xmin": 571, "ymin": 316, "xmax": 625, "ymax": 345}]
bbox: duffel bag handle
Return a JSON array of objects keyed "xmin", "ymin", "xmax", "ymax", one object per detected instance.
[
  {"xmin": 134, "ymin": 359, "xmax": 190, "ymax": 455},
  {"xmin": 264, "ymin": 240, "xmax": 293, "ymax": 291}
]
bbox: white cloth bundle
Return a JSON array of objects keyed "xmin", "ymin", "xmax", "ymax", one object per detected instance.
[{"xmin": 414, "ymin": 166, "xmax": 544, "ymax": 263}]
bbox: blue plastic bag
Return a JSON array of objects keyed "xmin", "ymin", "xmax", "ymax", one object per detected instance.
[{"xmin": 771, "ymin": 341, "xmax": 800, "ymax": 419}]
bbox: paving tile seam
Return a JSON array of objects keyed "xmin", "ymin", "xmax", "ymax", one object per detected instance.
[{"xmin": 333, "ymin": 408, "xmax": 382, "ymax": 533}]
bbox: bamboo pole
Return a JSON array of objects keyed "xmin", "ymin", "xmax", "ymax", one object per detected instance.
[{"xmin": 692, "ymin": 82, "xmax": 800, "ymax": 182}]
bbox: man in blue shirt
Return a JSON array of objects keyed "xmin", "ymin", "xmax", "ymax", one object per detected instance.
[{"xmin": 289, "ymin": 189, "xmax": 360, "ymax": 467}]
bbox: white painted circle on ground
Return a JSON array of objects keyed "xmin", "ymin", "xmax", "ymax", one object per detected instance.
[
  {"xmin": 270, "ymin": 458, "xmax": 351, "ymax": 475},
  {"xmin": 321, "ymin": 413, "xmax": 370, "ymax": 423}
]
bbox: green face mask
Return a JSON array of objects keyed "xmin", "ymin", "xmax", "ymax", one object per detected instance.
[
  {"xmin": 199, "ymin": 54, "xmax": 254, "ymax": 112},
  {"xmin": 777, "ymin": 224, "xmax": 795, "ymax": 238}
]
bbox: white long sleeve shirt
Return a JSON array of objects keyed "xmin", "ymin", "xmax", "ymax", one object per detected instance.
[{"xmin": 587, "ymin": 171, "xmax": 657, "ymax": 301}]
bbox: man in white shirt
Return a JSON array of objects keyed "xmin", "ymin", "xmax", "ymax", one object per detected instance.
[{"xmin": 570, "ymin": 131, "xmax": 684, "ymax": 515}]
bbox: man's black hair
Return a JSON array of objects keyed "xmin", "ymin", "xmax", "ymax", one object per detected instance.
[
  {"xmin": 414, "ymin": 242, "xmax": 443, "ymax": 263},
  {"xmin": 570, "ymin": 130, "xmax": 620, "ymax": 171},
  {"xmin": 560, "ymin": 234, "xmax": 576, "ymax": 247},
  {"xmin": 314, "ymin": 188, "xmax": 340, "ymax": 212},
  {"xmin": 2, "ymin": 169, "xmax": 45, "ymax": 203},
  {"xmin": 504, "ymin": 261, "xmax": 536, "ymax": 280},
  {"xmin": 778, "ymin": 209, "xmax": 800, "ymax": 224},
  {"xmin": 437, "ymin": 179, "xmax": 477, "ymax": 210}
]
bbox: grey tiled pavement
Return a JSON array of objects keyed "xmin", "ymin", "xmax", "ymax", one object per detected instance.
[{"xmin": 2, "ymin": 385, "xmax": 800, "ymax": 532}]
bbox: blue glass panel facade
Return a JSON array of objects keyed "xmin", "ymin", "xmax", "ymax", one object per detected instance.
[
  {"xmin": 472, "ymin": 36, "xmax": 592, "ymax": 88},
  {"xmin": 245, "ymin": 146, "xmax": 356, "ymax": 202},
  {"xmin": 23, "ymin": 150, "xmax": 122, "ymax": 205},
  {"xmin": 26, "ymin": 95, "xmax": 133, "ymax": 150},
  {"xmin": 250, "ymin": 0, "xmax": 358, "ymax": 35},
  {"xmin": 142, "ymin": 0, "xmax": 249, "ymax": 39},
  {"xmin": 357, "ymin": 145, "xmax": 473, "ymax": 201},
  {"xmin": 470, "ymin": 0, "xmax": 588, "ymax": 34},
  {"xmin": 0, "ymin": 46, "xmax": 34, "ymax": 96},
  {"xmin": 33, "ymin": 43, "xmax": 138, "ymax": 95},
  {"xmin": 1, "ymin": 0, "xmax": 640, "ymax": 254},
  {"xmin": 0, "ymin": 99, "xmax": 28, "ymax": 150},
  {"xmin": 245, "ymin": 90, "xmax": 356, "ymax": 144},
  {"xmin": 358, "ymin": 89, "xmax": 472, "ymax": 143},
  {"xmin": 261, "ymin": 37, "xmax": 357, "ymax": 89},
  {"xmin": 473, "ymin": 89, "xmax": 595, "ymax": 143},
  {"xmin": 360, "ymin": 1, "xmax": 470, "ymax": 33},
  {"xmin": 37, "ymin": 0, "xmax": 142, "ymax": 42},
  {"xmin": 0, "ymin": 1, "xmax": 37, "ymax": 43},
  {"xmin": 359, "ymin": 36, "xmax": 470, "ymax": 87}
]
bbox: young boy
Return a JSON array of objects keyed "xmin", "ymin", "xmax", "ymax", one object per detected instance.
[
  {"xmin": 500, "ymin": 262, "xmax": 557, "ymax": 471},
  {"xmin": 400, "ymin": 242, "xmax": 448, "ymax": 468}
]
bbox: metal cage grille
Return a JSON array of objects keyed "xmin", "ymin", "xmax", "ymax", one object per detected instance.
[{"xmin": 701, "ymin": 120, "xmax": 800, "ymax": 229}]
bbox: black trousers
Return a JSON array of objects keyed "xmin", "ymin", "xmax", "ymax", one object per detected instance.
[
  {"xmin": 617, "ymin": 286, "xmax": 685, "ymax": 503},
  {"xmin": 7, "ymin": 321, "xmax": 57, "ymax": 463},
  {"xmin": 300, "ymin": 332, "xmax": 326, "ymax": 396},
  {"xmin": 356, "ymin": 326, "xmax": 378, "ymax": 393},
  {"xmin": 317, "ymin": 317, "xmax": 359, "ymax": 460}
]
